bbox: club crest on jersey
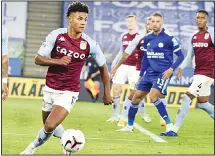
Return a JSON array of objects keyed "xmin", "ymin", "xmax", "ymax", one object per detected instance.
[
  {"xmin": 124, "ymin": 36, "xmax": 127, "ymax": 39},
  {"xmin": 193, "ymin": 36, "xmax": 197, "ymax": 39},
  {"xmin": 158, "ymin": 42, "xmax": 164, "ymax": 48},
  {"xmin": 204, "ymin": 33, "xmax": 209, "ymax": 40},
  {"xmin": 59, "ymin": 36, "xmax": 65, "ymax": 42},
  {"xmin": 80, "ymin": 41, "xmax": 87, "ymax": 50}
]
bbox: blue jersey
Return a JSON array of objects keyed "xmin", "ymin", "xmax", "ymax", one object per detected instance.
[{"xmin": 142, "ymin": 28, "xmax": 182, "ymax": 74}]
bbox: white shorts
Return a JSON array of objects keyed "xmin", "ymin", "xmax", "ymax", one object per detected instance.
[
  {"xmin": 112, "ymin": 65, "xmax": 138, "ymax": 89},
  {"xmin": 188, "ymin": 75, "xmax": 214, "ymax": 97},
  {"xmin": 42, "ymin": 85, "xmax": 79, "ymax": 113}
]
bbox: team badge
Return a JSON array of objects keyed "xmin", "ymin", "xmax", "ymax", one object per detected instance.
[
  {"xmin": 158, "ymin": 42, "xmax": 164, "ymax": 48},
  {"xmin": 193, "ymin": 36, "xmax": 197, "ymax": 39},
  {"xmin": 124, "ymin": 36, "xmax": 127, "ymax": 39},
  {"xmin": 204, "ymin": 33, "xmax": 209, "ymax": 40},
  {"xmin": 80, "ymin": 41, "xmax": 87, "ymax": 50},
  {"xmin": 147, "ymin": 43, "xmax": 150, "ymax": 46}
]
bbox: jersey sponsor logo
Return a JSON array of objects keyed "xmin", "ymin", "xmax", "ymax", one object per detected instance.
[
  {"xmin": 147, "ymin": 51, "xmax": 164, "ymax": 59},
  {"xmin": 158, "ymin": 42, "xmax": 164, "ymax": 48},
  {"xmin": 122, "ymin": 40, "xmax": 132, "ymax": 46},
  {"xmin": 80, "ymin": 41, "xmax": 87, "ymax": 50},
  {"xmin": 59, "ymin": 36, "xmax": 65, "ymax": 42},
  {"xmin": 204, "ymin": 33, "xmax": 209, "ymax": 40},
  {"xmin": 193, "ymin": 42, "xmax": 209, "ymax": 47},
  {"xmin": 56, "ymin": 46, "xmax": 86, "ymax": 59}
]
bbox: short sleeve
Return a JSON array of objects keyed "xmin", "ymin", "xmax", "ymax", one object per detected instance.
[{"xmin": 90, "ymin": 41, "xmax": 106, "ymax": 67}]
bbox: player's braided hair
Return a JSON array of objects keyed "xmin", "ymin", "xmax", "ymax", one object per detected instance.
[{"xmin": 66, "ymin": 1, "xmax": 89, "ymax": 18}]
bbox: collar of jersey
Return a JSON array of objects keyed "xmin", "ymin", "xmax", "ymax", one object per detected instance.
[{"xmin": 152, "ymin": 28, "xmax": 165, "ymax": 36}]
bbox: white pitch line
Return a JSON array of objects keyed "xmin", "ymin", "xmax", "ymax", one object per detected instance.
[
  {"xmin": 2, "ymin": 133, "xmax": 147, "ymax": 143},
  {"xmin": 119, "ymin": 115, "xmax": 167, "ymax": 143},
  {"xmin": 134, "ymin": 123, "xmax": 167, "ymax": 143}
]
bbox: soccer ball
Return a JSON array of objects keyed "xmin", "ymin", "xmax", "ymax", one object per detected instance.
[{"xmin": 61, "ymin": 129, "xmax": 85, "ymax": 153}]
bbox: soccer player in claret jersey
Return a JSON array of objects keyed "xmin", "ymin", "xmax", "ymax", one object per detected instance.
[
  {"xmin": 117, "ymin": 16, "xmax": 154, "ymax": 127},
  {"xmin": 107, "ymin": 15, "xmax": 149, "ymax": 123},
  {"xmin": 169, "ymin": 10, "xmax": 214, "ymax": 136},
  {"xmin": 112, "ymin": 13, "xmax": 184, "ymax": 135},
  {"xmin": 20, "ymin": 2, "xmax": 113, "ymax": 154}
]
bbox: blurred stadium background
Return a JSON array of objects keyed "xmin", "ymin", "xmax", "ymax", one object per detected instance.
[{"xmin": 2, "ymin": 1, "xmax": 214, "ymax": 154}]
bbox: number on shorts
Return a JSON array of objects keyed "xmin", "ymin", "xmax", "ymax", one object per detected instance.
[
  {"xmin": 71, "ymin": 96, "xmax": 76, "ymax": 105},
  {"xmin": 198, "ymin": 83, "xmax": 202, "ymax": 89},
  {"xmin": 157, "ymin": 78, "xmax": 165, "ymax": 89}
]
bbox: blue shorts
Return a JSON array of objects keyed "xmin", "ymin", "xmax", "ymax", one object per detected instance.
[{"xmin": 137, "ymin": 72, "xmax": 171, "ymax": 95}]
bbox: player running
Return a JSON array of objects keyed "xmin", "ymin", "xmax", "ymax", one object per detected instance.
[
  {"xmin": 2, "ymin": 26, "xmax": 9, "ymax": 101},
  {"xmin": 106, "ymin": 15, "xmax": 150, "ymax": 124},
  {"xmin": 167, "ymin": 10, "xmax": 214, "ymax": 136},
  {"xmin": 111, "ymin": 13, "xmax": 184, "ymax": 135},
  {"xmin": 21, "ymin": 2, "xmax": 113, "ymax": 154}
]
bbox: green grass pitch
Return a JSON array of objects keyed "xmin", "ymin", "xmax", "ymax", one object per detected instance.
[{"xmin": 2, "ymin": 98, "xmax": 214, "ymax": 154}]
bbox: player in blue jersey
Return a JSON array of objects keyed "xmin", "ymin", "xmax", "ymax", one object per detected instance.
[
  {"xmin": 2, "ymin": 26, "xmax": 9, "ymax": 101},
  {"xmin": 111, "ymin": 13, "xmax": 184, "ymax": 136}
]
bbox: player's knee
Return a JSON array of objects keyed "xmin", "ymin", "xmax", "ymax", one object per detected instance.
[
  {"xmin": 149, "ymin": 90, "xmax": 159, "ymax": 102},
  {"xmin": 44, "ymin": 120, "xmax": 57, "ymax": 132},
  {"xmin": 185, "ymin": 92, "xmax": 195, "ymax": 100},
  {"xmin": 132, "ymin": 93, "xmax": 142, "ymax": 104},
  {"xmin": 112, "ymin": 84, "xmax": 122, "ymax": 96},
  {"xmin": 128, "ymin": 90, "xmax": 135, "ymax": 100}
]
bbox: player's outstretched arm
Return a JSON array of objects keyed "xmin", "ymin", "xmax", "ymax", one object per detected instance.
[
  {"xmin": 35, "ymin": 54, "xmax": 71, "ymax": 66},
  {"xmin": 99, "ymin": 64, "xmax": 114, "ymax": 105}
]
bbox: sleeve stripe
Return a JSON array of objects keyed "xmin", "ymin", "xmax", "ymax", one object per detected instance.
[{"xmin": 173, "ymin": 47, "xmax": 181, "ymax": 53}]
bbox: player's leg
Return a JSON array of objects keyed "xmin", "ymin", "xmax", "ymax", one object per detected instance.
[
  {"xmin": 117, "ymin": 75, "xmax": 151, "ymax": 132},
  {"xmin": 118, "ymin": 88, "xmax": 134, "ymax": 127},
  {"xmin": 107, "ymin": 65, "xmax": 127, "ymax": 122},
  {"xmin": 149, "ymin": 75, "xmax": 176, "ymax": 136},
  {"xmin": 42, "ymin": 111, "xmax": 65, "ymax": 139},
  {"xmin": 21, "ymin": 91, "xmax": 78, "ymax": 154},
  {"xmin": 159, "ymin": 94, "xmax": 168, "ymax": 127},
  {"xmin": 173, "ymin": 75, "xmax": 214, "ymax": 134},
  {"xmin": 128, "ymin": 69, "xmax": 151, "ymax": 123},
  {"xmin": 196, "ymin": 96, "xmax": 214, "ymax": 119}
]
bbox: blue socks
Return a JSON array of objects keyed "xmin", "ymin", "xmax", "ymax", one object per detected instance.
[
  {"xmin": 153, "ymin": 98, "xmax": 171, "ymax": 124},
  {"xmin": 128, "ymin": 103, "xmax": 139, "ymax": 126}
]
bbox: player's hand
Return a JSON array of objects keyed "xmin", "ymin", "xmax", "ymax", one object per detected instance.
[
  {"xmin": 110, "ymin": 66, "xmax": 118, "ymax": 79},
  {"xmin": 2, "ymin": 83, "xmax": 8, "ymax": 101},
  {"xmin": 162, "ymin": 68, "xmax": 173, "ymax": 80},
  {"xmin": 58, "ymin": 56, "xmax": 71, "ymax": 66},
  {"xmin": 176, "ymin": 67, "xmax": 183, "ymax": 81},
  {"xmin": 91, "ymin": 73, "xmax": 97, "ymax": 79},
  {"xmin": 103, "ymin": 93, "xmax": 113, "ymax": 105}
]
